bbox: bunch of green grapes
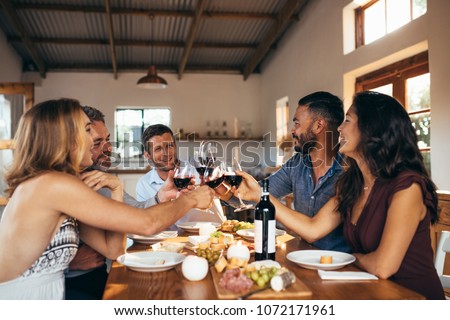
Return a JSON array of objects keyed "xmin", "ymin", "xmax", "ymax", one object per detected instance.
[
  {"xmin": 233, "ymin": 221, "xmax": 254, "ymax": 232},
  {"xmin": 196, "ymin": 248, "xmax": 222, "ymax": 265},
  {"xmin": 245, "ymin": 267, "xmax": 279, "ymax": 288}
]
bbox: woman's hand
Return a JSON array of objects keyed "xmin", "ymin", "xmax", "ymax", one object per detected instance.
[{"xmin": 235, "ymin": 170, "xmax": 261, "ymax": 202}]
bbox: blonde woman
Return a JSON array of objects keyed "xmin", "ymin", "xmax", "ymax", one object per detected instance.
[{"xmin": 0, "ymin": 99, "xmax": 214, "ymax": 299}]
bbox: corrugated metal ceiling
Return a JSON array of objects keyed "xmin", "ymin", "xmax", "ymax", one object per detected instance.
[{"xmin": 0, "ymin": 0, "xmax": 310, "ymax": 80}]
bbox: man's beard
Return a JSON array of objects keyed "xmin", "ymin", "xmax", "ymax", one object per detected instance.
[
  {"xmin": 88, "ymin": 151, "xmax": 112, "ymax": 173},
  {"xmin": 293, "ymin": 127, "xmax": 317, "ymax": 155}
]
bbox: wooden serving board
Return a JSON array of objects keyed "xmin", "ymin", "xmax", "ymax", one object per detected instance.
[{"xmin": 210, "ymin": 267, "xmax": 312, "ymax": 300}]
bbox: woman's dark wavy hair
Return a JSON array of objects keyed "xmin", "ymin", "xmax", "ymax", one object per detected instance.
[{"xmin": 335, "ymin": 91, "xmax": 438, "ymax": 223}]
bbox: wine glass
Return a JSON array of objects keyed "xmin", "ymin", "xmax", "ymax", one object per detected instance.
[
  {"xmin": 200, "ymin": 140, "xmax": 218, "ymax": 167},
  {"xmin": 203, "ymin": 160, "xmax": 225, "ymax": 190},
  {"xmin": 225, "ymin": 159, "xmax": 255, "ymax": 212},
  {"xmin": 173, "ymin": 161, "xmax": 195, "ymax": 191},
  {"xmin": 191, "ymin": 149, "xmax": 206, "ymax": 185}
]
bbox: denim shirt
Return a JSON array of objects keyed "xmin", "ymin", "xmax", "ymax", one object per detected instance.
[{"xmin": 267, "ymin": 153, "xmax": 352, "ymax": 253}]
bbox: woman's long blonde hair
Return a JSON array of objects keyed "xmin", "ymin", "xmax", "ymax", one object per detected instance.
[{"xmin": 5, "ymin": 98, "xmax": 88, "ymax": 197}]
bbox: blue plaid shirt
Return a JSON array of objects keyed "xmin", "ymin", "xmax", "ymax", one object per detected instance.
[{"xmin": 267, "ymin": 153, "xmax": 351, "ymax": 253}]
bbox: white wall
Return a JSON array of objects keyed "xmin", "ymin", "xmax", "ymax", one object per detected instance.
[
  {"xmin": 259, "ymin": 0, "xmax": 450, "ymax": 190},
  {"xmin": 0, "ymin": 30, "xmax": 22, "ymax": 82},
  {"xmin": 31, "ymin": 72, "xmax": 262, "ymax": 140}
]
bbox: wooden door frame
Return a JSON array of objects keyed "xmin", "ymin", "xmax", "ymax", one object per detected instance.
[{"xmin": 0, "ymin": 82, "xmax": 34, "ymax": 205}]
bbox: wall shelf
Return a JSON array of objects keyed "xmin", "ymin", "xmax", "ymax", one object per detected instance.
[{"xmin": 175, "ymin": 136, "xmax": 263, "ymax": 142}]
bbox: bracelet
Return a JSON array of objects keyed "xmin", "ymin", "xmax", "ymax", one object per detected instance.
[{"xmin": 155, "ymin": 193, "xmax": 161, "ymax": 204}]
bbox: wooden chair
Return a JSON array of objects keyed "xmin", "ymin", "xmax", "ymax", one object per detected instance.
[{"xmin": 435, "ymin": 230, "xmax": 450, "ymax": 297}]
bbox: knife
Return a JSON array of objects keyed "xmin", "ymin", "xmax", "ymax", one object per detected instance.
[{"xmin": 237, "ymin": 285, "xmax": 270, "ymax": 300}]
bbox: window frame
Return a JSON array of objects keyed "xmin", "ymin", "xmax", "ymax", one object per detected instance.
[
  {"xmin": 0, "ymin": 82, "xmax": 34, "ymax": 205},
  {"xmin": 355, "ymin": 0, "xmax": 426, "ymax": 48},
  {"xmin": 355, "ymin": 50, "xmax": 431, "ymax": 157},
  {"xmin": 114, "ymin": 107, "xmax": 172, "ymax": 158}
]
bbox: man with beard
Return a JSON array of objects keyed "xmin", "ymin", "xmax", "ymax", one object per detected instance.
[
  {"xmin": 266, "ymin": 91, "xmax": 351, "ymax": 252},
  {"xmin": 136, "ymin": 124, "xmax": 223, "ymax": 223},
  {"xmin": 65, "ymin": 108, "xmax": 182, "ymax": 299}
]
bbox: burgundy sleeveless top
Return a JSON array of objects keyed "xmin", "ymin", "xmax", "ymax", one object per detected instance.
[{"xmin": 343, "ymin": 171, "xmax": 444, "ymax": 300}]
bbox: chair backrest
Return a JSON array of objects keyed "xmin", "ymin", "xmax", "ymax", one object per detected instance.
[{"xmin": 435, "ymin": 230, "xmax": 450, "ymax": 289}]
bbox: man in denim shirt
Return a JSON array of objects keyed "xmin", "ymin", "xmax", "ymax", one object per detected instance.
[{"xmin": 267, "ymin": 91, "xmax": 351, "ymax": 252}]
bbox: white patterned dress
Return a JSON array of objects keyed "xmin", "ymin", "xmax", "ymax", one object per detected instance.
[{"xmin": 0, "ymin": 217, "xmax": 79, "ymax": 299}]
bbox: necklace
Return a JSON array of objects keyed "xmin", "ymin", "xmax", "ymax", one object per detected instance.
[{"xmin": 363, "ymin": 178, "xmax": 376, "ymax": 191}]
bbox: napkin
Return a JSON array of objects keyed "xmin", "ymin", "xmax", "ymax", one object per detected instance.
[
  {"xmin": 318, "ymin": 269, "xmax": 378, "ymax": 280},
  {"xmin": 212, "ymin": 198, "xmax": 227, "ymax": 222}
]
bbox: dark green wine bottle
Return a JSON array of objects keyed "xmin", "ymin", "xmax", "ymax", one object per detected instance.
[{"xmin": 254, "ymin": 179, "xmax": 276, "ymax": 261}]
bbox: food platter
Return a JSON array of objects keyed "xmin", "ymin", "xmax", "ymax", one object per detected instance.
[
  {"xmin": 286, "ymin": 250, "xmax": 356, "ymax": 271},
  {"xmin": 127, "ymin": 231, "xmax": 178, "ymax": 244},
  {"xmin": 236, "ymin": 228, "xmax": 286, "ymax": 241},
  {"xmin": 210, "ymin": 267, "xmax": 311, "ymax": 299},
  {"xmin": 116, "ymin": 251, "xmax": 185, "ymax": 272},
  {"xmin": 176, "ymin": 221, "xmax": 221, "ymax": 233}
]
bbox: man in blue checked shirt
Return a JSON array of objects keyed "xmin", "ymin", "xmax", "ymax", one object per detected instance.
[{"xmin": 266, "ymin": 91, "xmax": 351, "ymax": 252}]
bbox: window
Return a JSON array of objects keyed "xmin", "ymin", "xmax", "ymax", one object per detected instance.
[
  {"xmin": 0, "ymin": 82, "xmax": 34, "ymax": 205},
  {"xmin": 355, "ymin": 51, "xmax": 431, "ymax": 172},
  {"xmin": 275, "ymin": 97, "xmax": 294, "ymax": 167},
  {"xmin": 356, "ymin": 0, "xmax": 427, "ymax": 47},
  {"xmin": 115, "ymin": 107, "xmax": 171, "ymax": 158}
]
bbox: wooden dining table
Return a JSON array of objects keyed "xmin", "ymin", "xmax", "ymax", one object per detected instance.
[{"xmin": 103, "ymin": 229, "xmax": 424, "ymax": 300}]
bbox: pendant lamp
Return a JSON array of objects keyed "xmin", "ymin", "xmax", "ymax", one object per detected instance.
[
  {"xmin": 137, "ymin": 16, "xmax": 168, "ymax": 89},
  {"xmin": 137, "ymin": 65, "xmax": 168, "ymax": 89}
]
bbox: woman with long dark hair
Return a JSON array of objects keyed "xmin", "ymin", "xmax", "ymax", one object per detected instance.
[{"xmin": 238, "ymin": 91, "xmax": 444, "ymax": 299}]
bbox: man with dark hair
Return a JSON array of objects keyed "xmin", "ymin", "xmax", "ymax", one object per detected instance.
[
  {"xmin": 65, "ymin": 108, "xmax": 181, "ymax": 299},
  {"xmin": 136, "ymin": 124, "xmax": 177, "ymax": 200},
  {"xmin": 136, "ymin": 124, "xmax": 224, "ymax": 223},
  {"xmin": 266, "ymin": 91, "xmax": 351, "ymax": 252}
]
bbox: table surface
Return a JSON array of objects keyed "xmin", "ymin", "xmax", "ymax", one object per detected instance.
[{"xmin": 103, "ymin": 230, "xmax": 424, "ymax": 300}]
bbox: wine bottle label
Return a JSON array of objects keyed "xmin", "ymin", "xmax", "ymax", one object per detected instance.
[
  {"xmin": 267, "ymin": 219, "xmax": 276, "ymax": 253},
  {"xmin": 254, "ymin": 219, "xmax": 276, "ymax": 254}
]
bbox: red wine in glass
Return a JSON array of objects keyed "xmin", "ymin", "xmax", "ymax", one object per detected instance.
[
  {"xmin": 195, "ymin": 166, "xmax": 206, "ymax": 177},
  {"xmin": 223, "ymin": 174, "xmax": 243, "ymax": 188},
  {"xmin": 205, "ymin": 175, "xmax": 224, "ymax": 189},
  {"xmin": 173, "ymin": 176, "xmax": 193, "ymax": 190}
]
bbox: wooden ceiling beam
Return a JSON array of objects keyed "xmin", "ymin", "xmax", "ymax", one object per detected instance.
[
  {"xmin": 7, "ymin": 36, "xmax": 264, "ymax": 49},
  {"xmin": 45, "ymin": 63, "xmax": 242, "ymax": 74},
  {"xmin": 14, "ymin": 3, "xmax": 298, "ymax": 20},
  {"xmin": 177, "ymin": 0, "xmax": 207, "ymax": 80},
  {"xmin": 0, "ymin": 0, "xmax": 47, "ymax": 78},
  {"xmin": 105, "ymin": 0, "xmax": 118, "ymax": 79},
  {"xmin": 243, "ymin": 0, "xmax": 309, "ymax": 80}
]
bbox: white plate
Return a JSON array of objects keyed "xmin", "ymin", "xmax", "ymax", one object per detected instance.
[
  {"xmin": 176, "ymin": 221, "xmax": 221, "ymax": 233},
  {"xmin": 127, "ymin": 231, "xmax": 178, "ymax": 244},
  {"xmin": 286, "ymin": 250, "xmax": 356, "ymax": 271},
  {"xmin": 116, "ymin": 251, "xmax": 185, "ymax": 272},
  {"xmin": 236, "ymin": 228, "xmax": 286, "ymax": 241}
]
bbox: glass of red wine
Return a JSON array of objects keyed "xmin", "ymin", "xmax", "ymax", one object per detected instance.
[
  {"xmin": 224, "ymin": 159, "xmax": 255, "ymax": 212},
  {"xmin": 173, "ymin": 161, "xmax": 195, "ymax": 191},
  {"xmin": 203, "ymin": 160, "xmax": 225, "ymax": 190},
  {"xmin": 191, "ymin": 150, "xmax": 207, "ymax": 185}
]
